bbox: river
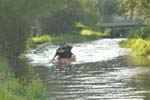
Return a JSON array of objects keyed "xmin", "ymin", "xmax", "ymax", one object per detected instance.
[{"xmin": 23, "ymin": 38, "xmax": 150, "ymax": 100}]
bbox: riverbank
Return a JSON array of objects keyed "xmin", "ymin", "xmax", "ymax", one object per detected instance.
[
  {"xmin": 119, "ymin": 38, "xmax": 150, "ymax": 56},
  {"xmin": 30, "ymin": 29, "xmax": 110, "ymax": 45},
  {"xmin": 0, "ymin": 57, "xmax": 47, "ymax": 100}
]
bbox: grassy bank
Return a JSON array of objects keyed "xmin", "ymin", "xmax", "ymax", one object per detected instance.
[
  {"xmin": 0, "ymin": 57, "xmax": 47, "ymax": 100},
  {"xmin": 31, "ymin": 29, "xmax": 110, "ymax": 45},
  {"xmin": 120, "ymin": 38, "xmax": 150, "ymax": 56}
]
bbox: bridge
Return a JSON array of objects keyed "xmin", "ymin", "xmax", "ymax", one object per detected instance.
[
  {"xmin": 98, "ymin": 21, "xmax": 145, "ymax": 38},
  {"xmin": 99, "ymin": 21, "xmax": 144, "ymax": 29}
]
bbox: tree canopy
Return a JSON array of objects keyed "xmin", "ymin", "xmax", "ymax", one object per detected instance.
[
  {"xmin": 117, "ymin": 0, "xmax": 150, "ymax": 24},
  {"xmin": 0, "ymin": 0, "xmax": 59, "ymax": 61}
]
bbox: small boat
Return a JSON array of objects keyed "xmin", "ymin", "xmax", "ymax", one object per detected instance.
[{"xmin": 57, "ymin": 56, "xmax": 76, "ymax": 64}]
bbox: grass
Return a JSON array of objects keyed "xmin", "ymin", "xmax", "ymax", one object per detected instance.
[
  {"xmin": 32, "ymin": 35, "xmax": 52, "ymax": 45},
  {"xmin": 52, "ymin": 33, "xmax": 100, "ymax": 44},
  {"xmin": 0, "ymin": 57, "xmax": 9, "ymax": 73},
  {"xmin": 80, "ymin": 28, "xmax": 110, "ymax": 37},
  {"xmin": 0, "ymin": 56, "xmax": 47, "ymax": 100},
  {"xmin": 120, "ymin": 38, "xmax": 150, "ymax": 56},
  {"xmin": 30, "ymin": 28, "xmax": 111, "ymax": 45}
]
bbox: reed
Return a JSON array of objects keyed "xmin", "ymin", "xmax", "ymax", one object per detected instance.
[
  {"xmin": 31, "ymin": 29, "xmax": 110, "ymax": 45},
  {"xmin": 120, "ymin": 38, "xmax": 150, "ymax": 56},
  {"xmin": 0, "ymin": 57, "xmax": 47, "ymax": 100}
]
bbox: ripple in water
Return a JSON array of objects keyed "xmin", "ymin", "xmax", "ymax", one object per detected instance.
[
  {"xmin": 24, "ymin": 38, "xmax": 150, "ymax": 100},
  {"xmin": 24, "ymin": 38, "xmax": 129, "ymax": 66}
]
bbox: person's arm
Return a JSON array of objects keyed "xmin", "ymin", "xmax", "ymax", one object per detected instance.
[
  {"xmin": 51, "ymin": 48, "xmax": 64, "ymax": 61},
  {"xmin": 51, "ymin": 49, "xmax": 59, "ymax": 62},
  {"xmin": 51, "ymin": 53, "xmax": 57, "ymax": 62}
]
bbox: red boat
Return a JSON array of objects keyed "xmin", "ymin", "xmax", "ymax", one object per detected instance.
[{"xmin": 57, "ymin": 56, "xmax": 76, "ymax": 64}]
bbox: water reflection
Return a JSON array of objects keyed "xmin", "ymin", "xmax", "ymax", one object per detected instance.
[
  {"xmin": 126, "ymin": 55, "xmax": 150, "ymax": 66},
  {"xmin": 23, "ymin": 38, "xmax": 150, "ymax": 100},
  {"xmin": 33, "ymin": 56, "xmax": 150, "ymax": 100}
]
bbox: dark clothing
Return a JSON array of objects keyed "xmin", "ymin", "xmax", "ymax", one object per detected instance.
[
  {"xmin": 56, "ymin": 45, "xmax": 73, "ymax": 58},
  {"xmin": 63, "ymin": 46, "xmax": 73, "ymax": 58}
]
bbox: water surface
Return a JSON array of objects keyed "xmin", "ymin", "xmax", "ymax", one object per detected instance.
[{"xmin": 24, "ymin": 38, "xmax": 150, "ymax": 100}]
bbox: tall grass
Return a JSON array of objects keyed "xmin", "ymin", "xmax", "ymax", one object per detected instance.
[
  {"xmin": 30, "ymin": 29, "xmax": 111, "ymax": 45},
  {"xmin": 0, "ymin": 56, "xmax": 47, "ymax": 100},
  {"xmin": 120, "ymin": 38, "xmax": 150, "ymax": 56},
  {"xmin": 52, "ymin": 33, "xmax": 100, "ymax": 44},
  {"xmin": 0, "ymin": 56, "xmax": 9, "ymax": 73},
  {"xmin": 32, "ymin": 35, "xmax": 53, "ymax": 45}
]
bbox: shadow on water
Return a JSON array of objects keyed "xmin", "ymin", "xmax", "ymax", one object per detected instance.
[{"xmin": 11, "ymin": 58, "xmax": 42, "ymax": 82}]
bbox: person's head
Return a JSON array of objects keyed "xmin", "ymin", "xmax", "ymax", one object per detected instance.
[{"xmin": 59, "ymin": 42, "xmax": 66, "ymax": 47}]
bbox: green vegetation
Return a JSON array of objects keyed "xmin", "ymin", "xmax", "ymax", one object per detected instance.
[
  {"xmin": 52, "ymin": 34, "xmax": 99, "ymax": 44},
  {"xmin": 118, "ymin": 0, "xmax": 150, "ymax": 57},
  {"xmin": 127, "ymin": 27, "xmax": 150, "ymax": 39},
  {"xmin": 80, "ymin": 28, "xmax": 110, "ymax": 37},
  {"xmin": 32, "ymin": 35, "xmax": 53, "ymax": 44},
  {"xmin": 117, "ymin": 0, "xmax": 150, "ymax": 25},
  {"xmin": 0, "ymin": 57, "xmax": 47, "ymax": 100},
  {"xmin": 0, "ymin": 57, "xmax": 9, "ymax": 73},
  {"xmin": 31, "ymin": 34, "xmax": 100, "ymax": 45},
  {"xmin": 120, "ymin": 38, "xmax": 150, "ymax": 56},
  {"xmin": 0, "ymin": 0, "xmax": 149, "ymax": 98},
  {"xmin": 31, "ymin": 28, "xmax": 111, "ymax": 45}
]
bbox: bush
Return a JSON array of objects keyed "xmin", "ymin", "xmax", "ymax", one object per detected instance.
[
  {"xmin": 127, "ymin": 27, "xmax": 150, "ymax": 39},
  {"xmin": 52, "ymin": 33, "xmax": 99, "ymax": 44},
  {"xmin": 80, "ymin": 28, "xmax": 110, "ymax": 37},
  {"xmin": 32, "ymin": 35, "xmax": 52, "ymax": 44},
  {"xmin": 29, "ymin": 28, "xmax": 111, "ymax": 45},
  {"xmin": 0, "ymin": 57, "xmax": 47, "ymax": 100},
  {"xmin": 120, "ymin": 38, "xmax": 150, "ymax": 56},
  {"xmin": 0, "ymin": 56, "xmax": 9, "ymax": 73}
]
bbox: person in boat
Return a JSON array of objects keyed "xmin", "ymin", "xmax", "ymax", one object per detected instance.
[{"xmin": 51, "ymin": 42, "xmax": 75, "ymax": 62}]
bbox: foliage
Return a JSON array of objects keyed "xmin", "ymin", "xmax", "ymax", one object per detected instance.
[
  {"xmin": 51, "ymin": 33, "xmax": 100, "ymax": 44},
  {"xmin": 120, "ymin": 38, "xmax": 150, "ymax": 56},
  {"xmin": 41, "ymin": 0, "xmax": 103, "ymax": 35},
  {"xmin": 32, "ymin": 35, "xmax": 52, "ymax": 45},
  {"xmin": 0, "ymin": 0, "xmax": 60, "ymax": 22},
  {"xmin": 80, "ymin": 28, "xmax": 110, "ymax": 37},
  {"xmin": 81, "ymin": 29, "xmax": 101, "ymax": 36},
  {"xmin": 0, "ymin": 56, "xmax": 9, "ymax": 73},
  {"xmin": 0, "ymin": 57, "xmax": 47, "ymax": 100},
  {"xmin": 0, "ymin": 0, "xmax": 59, "ymax": 65},
  {"xmin": 30, "ymin": 33, "xmax": 103, "ymax": 45},
  {"xmin": 0, "ymin": 76, "xmax": 46, "ymax": 100},
  {"xmin": 127, "ymin": 27, "xmax": 150, "ymax": 39},
  {"xmin": 117, "ymin": 0, "xmax": 150, "ymax": 24},
  {"xmin": 30, "ymin": 28, "xmax": 111, "ymax": 45},
  {"xmin": 79, "ymin": 0, "xmax": 101, "ymax": 27},
  {"xmin": 99, "ymin": 0, "xmax": 118, "ymax": 16},
  {"xmin": 119, "ymin": 39, "xmax": 136, "ymax": 48},
  {"xmin": 103, "ymin": 28, "xmax": 111, "ymax": 37}
]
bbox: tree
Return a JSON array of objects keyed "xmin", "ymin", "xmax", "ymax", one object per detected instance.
[
  {"xmin": 41, "ymin": 0, "xmax": 102, "ymax": 34},
  {"xmin": 117, "ymin": 0, "xmax": 150, "ymax": 39},
  {"xmin": 41, "ymin": 0, "xmax": 82, "ymax": 34},
  {"xmin": 117, "ymin": 0, "xmax": 150, "ymax": 24},
  {"xmin": 0, "ymin": 0, "xmax": 58, "ymax": 65}
]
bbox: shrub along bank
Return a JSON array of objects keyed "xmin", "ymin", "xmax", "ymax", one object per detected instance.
[
  {"xmin": 0, "ymin": 57, "xmax": 47, "ymax": 100},
  {"xmin": 120, "ymin": 38, "xmax": 150, "ymax": 56},
  {"xmin": 31, "ymin": 28, "xmax": 111, "ymax": 45}
]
